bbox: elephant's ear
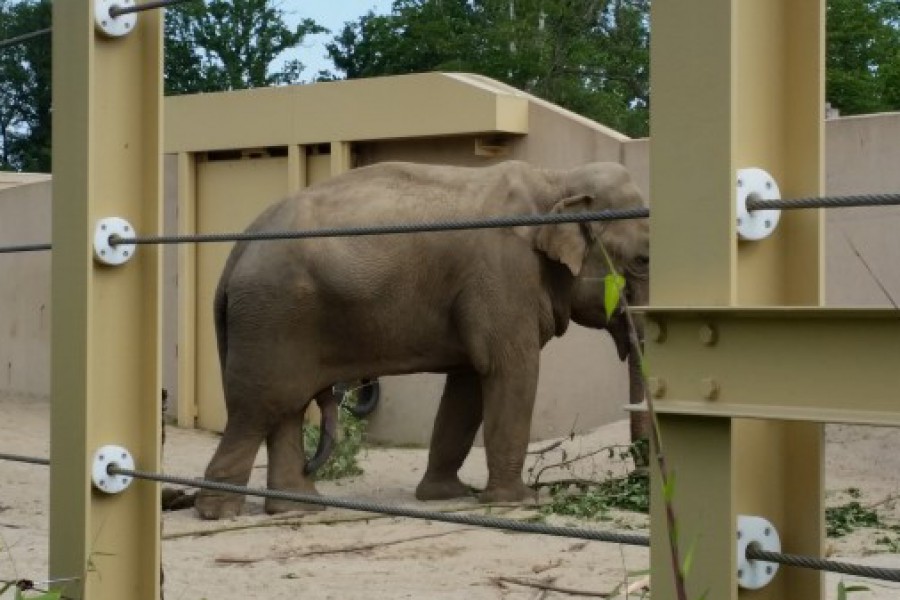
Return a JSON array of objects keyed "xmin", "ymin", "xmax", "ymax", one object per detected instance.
[{"xmin": 534, "ymin": 195, "xmax": 591, "ymax": 276}]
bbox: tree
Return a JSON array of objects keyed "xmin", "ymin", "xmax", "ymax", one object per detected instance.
[
  {"xmin": 164, "ymin": 0, "xmax": 326, "ymax": 95},
  {"xmin": 0, "ymin": 0, "xmax": 51, "ymax": 172},
  {"xmin": 325, "ymin": 0, "xmax": 651, "ymax": 137},
  {"xmin": 827, "ymin": 0, "xmax": 900, "ymax": 115}
]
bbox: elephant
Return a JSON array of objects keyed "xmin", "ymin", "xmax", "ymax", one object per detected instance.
[{"xmin": 194, "ymin": 159, "xmax": 649, "ymax": 520}]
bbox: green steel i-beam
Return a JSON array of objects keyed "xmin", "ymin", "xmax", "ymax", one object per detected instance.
[
  {"xmin": 649, "ymin": 1, "xmax": 825, "ymax": 599},
  {"xmin": 49, "ymin": 4, "xmax": 162, "ymax": 599}
]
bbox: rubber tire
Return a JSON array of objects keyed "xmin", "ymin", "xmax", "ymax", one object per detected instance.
[{"xmin": 348, "ymin": 378, "xmax": 380, "ymax": 418}]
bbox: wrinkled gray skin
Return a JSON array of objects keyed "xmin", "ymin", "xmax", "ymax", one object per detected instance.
[{"xmin": 195, "ymin": 160, "xmax": 649, "ymax": 520}]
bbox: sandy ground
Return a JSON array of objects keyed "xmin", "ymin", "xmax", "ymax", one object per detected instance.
[{"xmin": 1, "ymin": 395, "xmax": 899, "ymax": 599}]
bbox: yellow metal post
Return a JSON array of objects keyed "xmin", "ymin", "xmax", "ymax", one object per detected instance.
[
  {"xmin": 50, "ymin": 4, "xmax": 162, "ymax": 599},
  {"xmin": 649, "ymin": 1, "xmax": 824, "ymax": 598}
]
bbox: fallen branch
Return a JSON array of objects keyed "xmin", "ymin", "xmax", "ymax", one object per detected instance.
[
  {"xmin": 283, "ymin": 527, "xmax": 471, "ymax": 559},
  {"xmin": 214, "ymin": 555, "xmax": 262, "ymax": 565},
  {"xmin": 531, "ymin": 445, "xmax": 633, "ymax": 488},
  {"xmin": 492, "ymin": 576, "xmax": 612, "ymax": 598},
  {"xmin": 163, "ymin": 502, "xmax": 528, "ymax": 540},
  {"xmin": 214, "ymin": 528, "xmax": 473, "ymax": 565},
  {"xmin": 527, "ymin": 440, "xmax": 564, "ymax": 455}
]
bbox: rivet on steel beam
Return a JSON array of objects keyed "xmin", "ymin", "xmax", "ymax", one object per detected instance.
[
  {"xmin": 700, "ymin": 378, "xmax": 720, "ymax": 400},
  {"xmin": 699, "ymin": 323, "xmax": 718, "ymax": 346},
  {"xmin": 648, "ymin": 377, "xmax": 667, "ymax": 398},
  {"xmin": 645, "ymin": 320, "xmax": 667, "ymax": 343}
]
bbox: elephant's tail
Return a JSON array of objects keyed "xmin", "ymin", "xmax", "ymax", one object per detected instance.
[{"xmin": 213, "ymin": 241, "xmax": 249, "ymax": 381}]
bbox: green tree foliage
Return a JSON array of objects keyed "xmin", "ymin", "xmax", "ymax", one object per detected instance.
[
  {"xmin": 163, "ymin": 0, "xmax": 325, "ymax": 95},
  {"xmin": 827, "ymin": 0, "xmax": 900, "ymax": 114},
  {"xmin": 0, "ymin": 1, "xmax": 898, "ymax": 172},
  {"xmin": 326, "ymin": 0, "xmax": 652, "ymax": 137},
  {"xmin": 328, "ymin": 0, "xmax": 900, "ymax": 137},
  {"xmin": 0, "ymin": 0, "xmax": 50, "ymax": 172}
]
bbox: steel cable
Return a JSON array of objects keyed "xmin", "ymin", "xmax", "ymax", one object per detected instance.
[
  {"xmin": 3, "ymin": 191, "xmax": 900, "ymax": 255},
  {"xmin": 0, "ymin": 27, "xmax": 51, "ymax": 50},
  {"xmin": 747, "ymin": 545, "xmax": 900, "ymax": 583},
  {"xmin": 0, "ymin": 243, "xmax": 52, "ymax": 254},
  {"xmin": 747, "ymin": 193, "xmax": 900, "ymax": 211},
  {"xmin": 108, "ymin": 465, "xmax": 652, "ymax": 547},
  {"xmin": 2, "ymin": 451, "xmax": 899, "ymax": 583},
  {"xmin": 0, "ymin": 452, "xmax": 49, "ymax": 467},
  {"xmin": 110, "ymin": 207, "xmax": 651, "ymax": 247},
  {"xmin": 109, "ymin": 0, "xmax": 198, "ymax": 18}
]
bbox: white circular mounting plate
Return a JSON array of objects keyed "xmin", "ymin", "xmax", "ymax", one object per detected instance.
[
  {"xmin": 736, "ymin": 167, "xmax": 781, "ymax": 241},
  {"xmin": 737, "ymin": 514, "xmax": 780, "ymax": 590},
  {"xmin": 94, "ymin": 0, "xmax": 137, "ymax": 38},
  {"xmin": 92, "ymin": 445, "xmax": 135, "ymax": 494},
  {"xmin": 94, "ymin": 217, "xmax": 136, "ymax": 266}
]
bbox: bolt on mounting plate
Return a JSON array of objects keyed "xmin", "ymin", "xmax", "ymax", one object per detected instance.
[
  {"xmin": 94, "ymin": 0, "xmax": 137, "ymax": 37},
  {"xmin": 94, "ymin": 217, "xmax": 136, "ymax": 266},
  {"xmin": 737, "ymin": 514, "xmax": 780, "ymax": 589},
  {"xmin": 92, "ymin": 445, "xmax": 135, "ymax": 494},
  {"xmin": 736, "ymin": 167, "xmax": 781, "ymax": 241}
]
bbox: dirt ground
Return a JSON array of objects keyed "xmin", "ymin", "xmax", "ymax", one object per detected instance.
[{"xmin": 1, "ymin": 394, "xmax": 899, "ymax": 599}]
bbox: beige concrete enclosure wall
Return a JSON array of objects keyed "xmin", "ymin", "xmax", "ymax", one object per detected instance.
[
  {"xmin": 824, "ymin": 113, "xmax": 900, "ymax": 307},
  {"xmin": 0, "ymin": 181, "xmax": 51, "ymax": 401},
  {"xmin": 2, "ymin": 76, "xmax": 899, "ymax": 448}
]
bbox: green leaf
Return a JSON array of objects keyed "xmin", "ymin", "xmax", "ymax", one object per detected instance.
[
  {"xmin": 682, "ymin": 536, "xmax": 699, "ymax": 577},
  {"xmin": 663, "ymin": 471, "xmax": 677, "ymax": 503},
  {"xmin": 837, "ymin": 581, "xmax": 871, "ymax": 600},
  {"xmin": 603, "ymin": 273, "xmax": 626, "ymax": 320}
]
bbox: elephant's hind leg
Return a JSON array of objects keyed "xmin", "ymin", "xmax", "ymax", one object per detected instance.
[
  {"xmin": 264, "ymin": 406, "xmax": 325, "ymax": 515},
  {"xmin": 416, "ymin": 370, "xmax": 482, "ymax": 501},
  {"xmin": 196, "ymin": 419, "xmax": 266, "ymax": 520}
]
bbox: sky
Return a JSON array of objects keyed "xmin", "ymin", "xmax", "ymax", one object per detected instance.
[{"xmin": 278, "ymin": 1, "xmax": 394, "ymax": 78}]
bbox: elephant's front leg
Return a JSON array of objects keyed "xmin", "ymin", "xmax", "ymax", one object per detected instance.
[
  {"xmin": 479, "ymin": 353, "xmax": 539, "ymax": 504},
  {"xmin": 415, "ymin": 370, "xmax": 483, "ymax": 501},
  {"xmin": 264, "ymin": 408, "xmax": 325, "ymax": 514}
]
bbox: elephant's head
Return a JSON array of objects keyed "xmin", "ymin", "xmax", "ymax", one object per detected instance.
[{"xmin": 535, "ymin": 162, "xmax": 650, "ymax": 360}]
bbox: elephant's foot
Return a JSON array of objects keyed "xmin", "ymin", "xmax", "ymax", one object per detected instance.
[
  {"xmin": 264, "ymin": 495, "xmax": 326, "ymax": 515},
  {"xmin": 161, "ymin": 487, "xmax": 196, "ymax": 511},
  {"xmin": 195, "ymin": 490, "xmax": 245, "ymax": 520},
  {"xmin": 415, "ymin": 474, "xmax": 473, "ymax": 501},
  {"xmin": 479, "ymin": 480, "xmax": 536, "ymax": 504}
]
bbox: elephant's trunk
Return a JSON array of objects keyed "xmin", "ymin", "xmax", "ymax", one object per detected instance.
[
  {"xmin": 627, "ymin": 320, "xmax": 651, "ymax": 469},
  {"xmin": 304, "ymin": 391, "xmax": 339, "ymax": 475}
]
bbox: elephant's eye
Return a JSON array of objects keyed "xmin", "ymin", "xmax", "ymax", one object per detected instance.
[{"xmin": 636, "ymin": 254, "xmax": 649, "ymax": 266}]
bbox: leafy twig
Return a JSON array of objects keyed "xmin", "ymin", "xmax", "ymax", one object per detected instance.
[
  {"xmin": 598, "ymin": 242, "xmax": 688, "ymax": 600},
  {"xmin": 531, "ymin": 444, "xmax": 634, "ymax": 487}
]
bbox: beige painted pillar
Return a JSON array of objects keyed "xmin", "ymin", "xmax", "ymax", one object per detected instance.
[
  {"xmin": 176, "ymin": 153, "xmax": 198, "ymax": 428},
  {"xmin": 49, "ymin": 5, "xmax": 162, "ymax": 599},
  {"xmin": 330, "ymin": 141, "xmax": 352, "ymax": 176},
  {"xmin": 288, "ymin": 145, "xmax": 308, "ymax": 192},
  {"xmin": 648, "ymin": 1, "xmax": 824, "ymax": 598}
]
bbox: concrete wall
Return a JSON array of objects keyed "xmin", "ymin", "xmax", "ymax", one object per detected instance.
[
  {"xmin": 2, "ymin": 110, "xmax": 899, "ymax": 444},
  {"xmin": 824, "ymin": 113, "xmax": 900, "ymax": 307},
  {"xmin": 0, "ymin": 172, "xmax": 50, "ymax": 193},
  {"xmin": 0, "ymin": 181, "xmax": 51, "ymax": 401}
]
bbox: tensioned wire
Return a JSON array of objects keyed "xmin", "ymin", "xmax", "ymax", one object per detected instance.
[
  {"xmin": 3, "ymin": 451, "xmax": 900, "ymax": 583},
  {"xmin": 2, "ymin": 192, "xmax": 900, "ymax": 255}
]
